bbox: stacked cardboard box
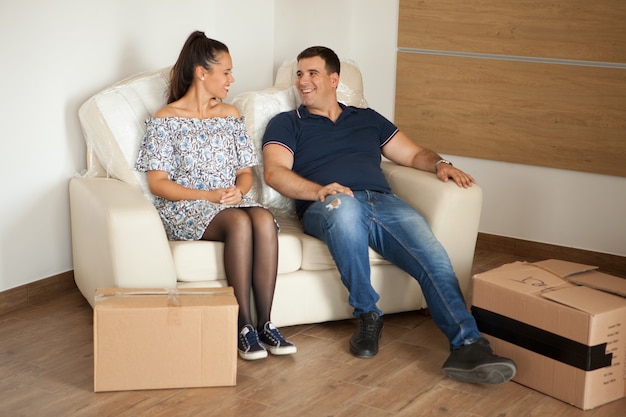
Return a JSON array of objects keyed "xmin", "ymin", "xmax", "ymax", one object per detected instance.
[
  {"xmin": 94, "ymin": 287, "xmax": 238, "ymax": 392},
  {"xmin": 472, "ymin": 259, "xmax": 626, "ymax": 410}
]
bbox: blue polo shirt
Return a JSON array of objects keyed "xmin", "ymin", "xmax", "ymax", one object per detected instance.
[{"xmin": 262, "ymin": 103, "xmax": 399, "ymax": 217}]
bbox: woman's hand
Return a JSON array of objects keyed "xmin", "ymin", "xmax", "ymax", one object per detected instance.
[{"xmin": 218, "ymin": 186, "xmax": 244, "ymax": 205}]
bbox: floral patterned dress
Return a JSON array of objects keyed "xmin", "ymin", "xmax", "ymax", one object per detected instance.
[{"xmin": 135, "ymin": 116, "xmax": 262, "ymax": 240}]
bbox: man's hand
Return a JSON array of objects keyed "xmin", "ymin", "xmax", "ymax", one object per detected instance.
[
  {"xmin": 436, "ymin": 164, "xmax": 475, "ymax": 189},
  {"xmin": 316, "ymin": 182, "xmax": 354, "ymax": 202}
]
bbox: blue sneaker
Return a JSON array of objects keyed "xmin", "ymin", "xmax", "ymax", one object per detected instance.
[
  {"xmin": 238, "ymin": 324, "xmax": 267, "ymax": 360},
  {"xmin": 259, "ymin": 322, "xmax": 297, "ymax": 355}
]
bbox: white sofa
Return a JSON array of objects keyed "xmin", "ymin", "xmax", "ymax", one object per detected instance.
[{"xmin": 69, "ymin": 60, "xmax": 483, "ymax": 327}]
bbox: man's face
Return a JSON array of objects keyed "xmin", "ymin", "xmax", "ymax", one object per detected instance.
[{"xmin": 295, "ymin": 56, "xmax": 338, "ymax": 108}]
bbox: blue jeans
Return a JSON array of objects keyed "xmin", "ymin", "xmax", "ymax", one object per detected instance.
[{"xmin": 301, "ymin": 191, "xmax": 481, "ymax": 350}]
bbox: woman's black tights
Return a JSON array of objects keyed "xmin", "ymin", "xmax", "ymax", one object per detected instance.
[{"xmin": 202, "ymin": 207, "xmax": 278, "ymax": 330}]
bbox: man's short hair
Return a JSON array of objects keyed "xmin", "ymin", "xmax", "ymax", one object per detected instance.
[{"xmin": 297, "ymin": 46, "xmax": 341, "ymax": 76}]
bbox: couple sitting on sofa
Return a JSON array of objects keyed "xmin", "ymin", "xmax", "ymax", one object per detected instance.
[{"xmin": 135, "ymin": 30, "xmax": 516, "ymax": 385}]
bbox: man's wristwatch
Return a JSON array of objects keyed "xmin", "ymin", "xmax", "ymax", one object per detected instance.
[{"xmin": 435, "ymin": 159, "xmax": 453, "ymax": 172}]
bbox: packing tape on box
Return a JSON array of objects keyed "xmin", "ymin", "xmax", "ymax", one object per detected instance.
[
  {"xmin": 472, "ymin": 306, "xmax": 613, "ymax": 371},
  {"xmin": 166, "ymin": 290, "xmax": 180, "ymax": 307},
  {"xmin": 95, "ymin": 288, "xmax": 232, "ymax": 299},
  {"xmin": 95, "ymin": 289, "xmax": 235, "ymax": 327},
  {"xmin": 95, "ymin": 289, "xmax": 233, "ymax": 300}
]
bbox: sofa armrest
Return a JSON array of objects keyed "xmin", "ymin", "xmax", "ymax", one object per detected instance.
[
  {"xmin": 381, "ymin": 161, "xmax": 483, "ymax": 289},
  {"xmin": 69, "ymin": 177, "xmax": 177, "ymax": 306}
]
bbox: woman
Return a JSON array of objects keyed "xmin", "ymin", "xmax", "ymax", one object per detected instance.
[{"xmin": 135, "ymin": 31, "xmax": 295, "ymax": 360}]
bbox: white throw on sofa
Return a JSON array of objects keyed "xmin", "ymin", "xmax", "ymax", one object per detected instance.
[{"xmin": 69, "ymin": 60, "xmax": 483, "ymax": 327}]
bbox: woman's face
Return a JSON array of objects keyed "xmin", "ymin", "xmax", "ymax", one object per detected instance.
[{"xmin": 202, "ymin": 52, "xmax": 235, "ymax": 100}]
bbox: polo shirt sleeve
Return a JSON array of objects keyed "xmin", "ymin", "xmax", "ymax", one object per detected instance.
[
  {"xmin": 367, "ymin": 108, "xmax": 399, "ymax": 147},
  {"xmin": 262, "ymin": 111, "xmax": 297, "ymax": 154}
]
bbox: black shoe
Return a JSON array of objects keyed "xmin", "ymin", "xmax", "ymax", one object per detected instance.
[
  {"xmin": 350, "ymin": 311, "xmax": 383, "ymax": 358},
  {"xmin": 442, "ymin": 337, "xmax": 517, "ymax": 385}
]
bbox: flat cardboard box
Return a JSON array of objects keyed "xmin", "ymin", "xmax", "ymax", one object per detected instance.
[
  {"xmin": 472, "ymin": 259, "xmax": 626, "ymax": 410},
  {"xmin": 94, "ymin": 287, "xmax": 238, "ymax": 392}
]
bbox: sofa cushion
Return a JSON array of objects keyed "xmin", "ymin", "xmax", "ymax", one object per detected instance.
[
  {"xmin": 279, "ymin": 210, "xmax": 390, "ymax": 272},
  {"xmin": 232, "ymin": 86, "xmax": 298, "ymax": 213},
  {"xmin": 78, "ymin": 67, "xmax": 171, "ymax": 200},
  {"xmin": 170, "ymin": 222, "xmax": 303, "ymax": 282},
  {"xmin": 299, "ymin": 233, "xmax": 391, "ymax": 271}
]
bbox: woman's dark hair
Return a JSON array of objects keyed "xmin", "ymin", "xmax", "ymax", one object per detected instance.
[
  {"xmin": 297, "ymin": 46, "xmax": 341, "ymax": 76},
  {"xmin": 167, "ymin": 31, "xmax": 229, "ymax": 103}
]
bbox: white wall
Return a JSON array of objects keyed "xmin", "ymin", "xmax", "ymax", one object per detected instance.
[
  {"xmin": 0, "ymin": 0, "xmax": 623, "ymax": 293},
  {"xmin": 0, "ymin": 0, "xmax": 276, "ymax": 292},
  {"xmin": 453, "ymin": 156, "xmax": 626, "ymax": 256},
  {"xmin": 273, "ymin": 0, "xmax": 398, "ymax": 118}
]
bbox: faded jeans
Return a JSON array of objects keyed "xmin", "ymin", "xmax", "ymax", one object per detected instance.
[{"xmin": 301, "ymin": 191, "xmax": 481, "ymax": 350}]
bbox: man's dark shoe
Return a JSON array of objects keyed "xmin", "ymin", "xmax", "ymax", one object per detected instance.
[
  {"xmin": 350, "ymin": 311, "xmax": 383, "ymax": 358},
  {"xmin": 442, "ymin": 337, "xmax": 517, "ymax": 385}
]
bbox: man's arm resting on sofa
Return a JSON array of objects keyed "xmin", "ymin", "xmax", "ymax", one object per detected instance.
[{"xmin": 69, "ymin": 177, "xmax": 177, "ymax": 306}]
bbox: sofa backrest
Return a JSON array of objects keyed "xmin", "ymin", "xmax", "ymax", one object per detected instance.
[
  {"xmin": 77, "ymin": 60, "xmax": 366, "ymax": 212},
  {"xmin": 78, "ymin": 67, "xmax": 171, "ymax": 199}
]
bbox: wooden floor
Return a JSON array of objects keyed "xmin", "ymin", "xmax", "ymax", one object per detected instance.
[{"xmin": 1, "ymin": 249, "xmax": 625, "ymax": 417}]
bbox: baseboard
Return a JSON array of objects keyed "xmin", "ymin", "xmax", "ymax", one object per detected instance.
[
  {"xmin": 0, "ymin": 271, "xmax": 76, "ymax": 316},
  {"xmin": 476, "ymin": 233, "xmax": 626, "ymax": 279}
]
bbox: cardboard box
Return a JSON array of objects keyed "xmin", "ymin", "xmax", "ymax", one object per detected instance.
[
  {"xmin": 94, "ymin": 287, "xmax": 238, "ymax": 392},
  {"xmin": 472, "ymin": 260, "xmax": 626, "ymax": 410}
]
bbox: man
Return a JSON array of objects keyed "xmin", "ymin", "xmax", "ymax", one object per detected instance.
[{"xmin": 262, "ymin": 46, "xmax": 516, "ymax": 385}]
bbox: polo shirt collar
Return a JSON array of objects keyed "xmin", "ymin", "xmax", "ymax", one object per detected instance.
[{"xmin": 296, "ymin": 103, "xmax": 357, "ymax": 120}]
